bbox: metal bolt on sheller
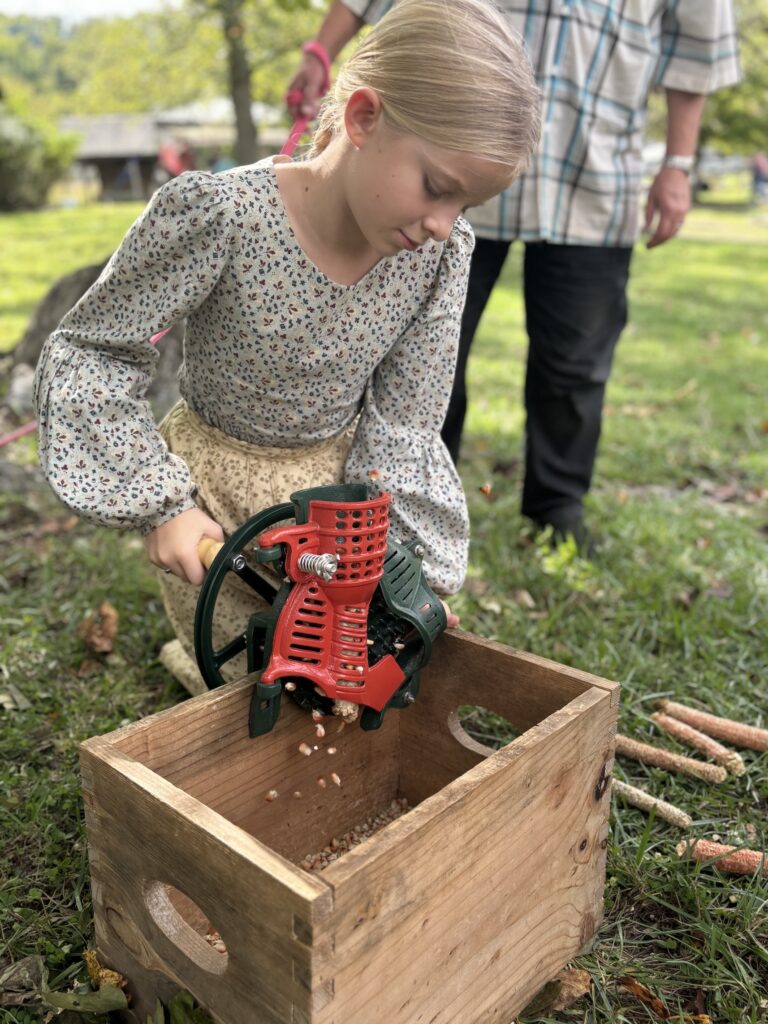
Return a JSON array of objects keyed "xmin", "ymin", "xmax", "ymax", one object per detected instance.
[
  {"xmin": 230, "ymin": 553, "xmax": 247, "ymax": 572},
  {"xmin": 297, "ymin": 552, "xmax": 339, "ymax": 582},
  {"xmin": 414, "ymin": 544, "xmax": 425, "ymax": 558}
]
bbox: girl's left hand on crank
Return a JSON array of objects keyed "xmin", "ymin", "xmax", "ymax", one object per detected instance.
[
  {"xmin": 441, "ymin": 601, "xmax": 460, "ymax": 629},
  {"xmin": 145, "ymin": 507, "xmax": 224, "ymax": 586}
]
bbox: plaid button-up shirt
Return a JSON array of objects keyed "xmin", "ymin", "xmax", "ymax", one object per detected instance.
[{"xmin": 343, "ymin": 0, "xmax": 741, "ymax": 246}]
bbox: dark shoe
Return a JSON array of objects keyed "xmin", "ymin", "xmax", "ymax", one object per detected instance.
[{"xmin": 532, "ymin": 518, "xmax": 598, "ymax": 557}]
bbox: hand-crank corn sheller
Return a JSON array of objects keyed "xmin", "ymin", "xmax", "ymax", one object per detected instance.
[{"xmin": 193, "ymin": 484, "xmax": 447, "ymax": 736}]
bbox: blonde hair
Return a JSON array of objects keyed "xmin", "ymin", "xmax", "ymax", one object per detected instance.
[{"xmin": 309, "ymin": 0, "xmax": 540, "ymax": 178}]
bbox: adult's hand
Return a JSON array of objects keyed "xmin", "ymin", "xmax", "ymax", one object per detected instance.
[
  {"xmin": 145, "ymin": 507, "xmax": 224, "ymax": 586},
  {"xmin": 287, "ymin": 52, "xmax": 328, "ymax": 120},
  {"xmin": 644, "ymin": 166, "xmax": 691, "ymax": 249}
]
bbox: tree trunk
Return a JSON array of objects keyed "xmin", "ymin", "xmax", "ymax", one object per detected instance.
[
  {"xmin": 6, "ymin": 263, "xmax": 184, "ymax": 421},
  {"xmin": 221, "ymin": 0, "xmax": 258, "ymax": 165}
]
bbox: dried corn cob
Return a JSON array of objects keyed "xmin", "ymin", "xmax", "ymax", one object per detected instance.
[
  {"xmin": 656, "ymin": 699, "xmax": 768, "ymax": 752},
  {"xmin": 651, "ymin": 712, "xmax": 745, "ymax": 776},
  {"xmin": 612, "ymin": 779, "xmax": 692, "ymax": 828},
  {"xmin": 615, "ymin": 734, "xmax": 727, "ymax": 784},
  {"xmin": 676, "ymin": 839, "xmax": 768, "ymax": 877}
]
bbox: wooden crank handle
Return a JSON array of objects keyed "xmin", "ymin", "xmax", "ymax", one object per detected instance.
[{"xmin": 198, "ymin": 537, "xmax": 224, "ymax": 570}]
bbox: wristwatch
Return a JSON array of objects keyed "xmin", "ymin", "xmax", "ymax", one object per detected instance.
[{"xmin": 663, "ymin": 154, "xmax": 695, "ymax": 175}]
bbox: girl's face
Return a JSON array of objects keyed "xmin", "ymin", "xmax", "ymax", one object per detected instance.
[{"xmin": 342, "ymin": 92, "xmax": 514, "ymax": 258}]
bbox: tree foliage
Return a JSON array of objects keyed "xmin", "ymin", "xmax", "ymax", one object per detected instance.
[
  {"xmin": 699, "ymin": 0, "xmax": 768, "ymax": 153},
  {"xmin": 0, "ymin": 105, "xmax": 77, "ymax": 210},
  {"xmin": 0, "ymin": 1, "xmax": 321, "ymax": 120}
]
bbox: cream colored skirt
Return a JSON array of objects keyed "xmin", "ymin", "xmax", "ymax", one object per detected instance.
[{"xmin": 156, "ymin": 400, "xmax": 356, "ymax": 683}]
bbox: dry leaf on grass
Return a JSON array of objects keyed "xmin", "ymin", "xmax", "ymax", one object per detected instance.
[
  {"xmin": 78, "ymin": 601, "xmax": 119, "ymax": 654},
  {"xmin": 83, "ymin": 949, "xmax": 128, "ymax": 990},
  {"xmin": 618, "ymin": 976, "xmax": 711, "ymax": 1022},
  {"xmin": 0, "ymin": 684, "xmax": 32, "ymax": 712},
  {"xmin": 74, "ymin": 658, "xmax": 103, "ymax": 678},
  {"xmin": 37, "ymin": 515, "xmax": 78, "ymax": 538},
  {"xmin": 0, "ymin": 954, "xmax": 46, "ymax": 1007},
  {"xmin": 521, "ymin": 968, "xmax": 591, "ymax": 1015}
]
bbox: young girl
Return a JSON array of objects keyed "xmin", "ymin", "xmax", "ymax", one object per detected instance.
[{"xmin": 34, "ymin": 0, "xmax": 540, "ymax": 691}]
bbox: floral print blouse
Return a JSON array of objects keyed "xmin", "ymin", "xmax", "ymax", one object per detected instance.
[{"xmin": 34, "ymin": 159, "xmax": 473, "ymax": 593}]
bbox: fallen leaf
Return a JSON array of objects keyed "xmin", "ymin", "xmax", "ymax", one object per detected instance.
[
  {"xmin": 513, "ymin": 588, "xmax": 536, "ymax": 609},
  {"xmin": 0, "ymin": 955, "xmax": 46, "ymax": 1007},
  {"xmin": 676, "ymin": 588, "xmax": 699, "ymax": 609},
  {"xmin": 619, "ymin": 403, "xmax": 661, "ymax": 418},
  {"xmin": 695, "ymin": 536, "xmax": 711, "ymax": 550},
  {"xmin": 37, "ymin": 515, "xmax": 79, "ymax": 537},
  {"xmin": 713, "ymin": 483, "xmax": 740, "ymax": 502},
  {"xmin": 462, "ymin": 577, "xmax": 489, "ymax": 597},
  {"xmin": 704, "ymin": 577, "xmax": 732, "ymax": 599},
  {"xmin": 618, "ymin": 976, "xmax": 712, "ymax": 1022},
  {"xmin": 6, "ymin": 683, "xmax": 31, "ymax": 710},
  {"xmin": 478, "ymin": 482, "xmax": 495, "ymax": 501},
  {"xmin": 618, "ymin": 976, "xmax": 668, "ymax": 1017},
  {"xmin": 78, "ymin": 601, "xmax": 119, "ymax": 654},
  {"xmin": 521, "ymin": 968, "xmax": 591, "ymax": 1015},
  {"xmin": 75, "ymin": 658, "xmax": 102, "ymax": 678},
  {"xmin": 83, "ymin": 949, "xmax": 128, "ymax": 991},
  {"xmin": 672, "ymin": 378, "xmax": 698, "ymax": 400},
  {"xmin": 43, "ymin": 984, "xmax": 128, "ymax": 1013}
]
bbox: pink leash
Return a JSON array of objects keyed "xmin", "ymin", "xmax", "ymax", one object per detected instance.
[
  {"xmin": 1, "ymin": 42, "xmax": 331, "ymax": 451},
  {"xmin": 281, "ymin": 41, "xmax": 331, "ymax": 157}
]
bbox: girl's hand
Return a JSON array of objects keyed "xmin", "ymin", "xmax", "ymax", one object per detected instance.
[
  {"xmin": 441, "ymin": 600, "xmax": 460, "ymax": 629},
  {"xmin": 145, "ymin": 508, "xmax": 224, "ymax": 586}
]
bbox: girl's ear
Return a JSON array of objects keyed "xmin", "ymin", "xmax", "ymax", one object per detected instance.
[{"xmin": 344, "ymin": 88, "xmax": 383, "ymax": 148}]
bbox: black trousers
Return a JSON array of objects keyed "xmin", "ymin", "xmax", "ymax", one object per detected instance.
[{"xmin": 441, "ymin": 239, "xmax": 633, "ymax": 529}]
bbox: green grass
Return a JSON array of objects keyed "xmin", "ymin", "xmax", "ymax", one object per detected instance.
[
  {"xmin": 1, "ymin": 200, "xmax": 768, "ymax": 1022},
  {"xmin": 0, "ymin": 203, "xmax": 143, "ymax": 352}
]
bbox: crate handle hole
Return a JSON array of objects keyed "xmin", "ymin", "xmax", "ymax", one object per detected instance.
[
  {"xmin": 144, "ymin": 881, "xmax": 229, "ymax": 975},
  {"xmin": 449, "ymin": 705, "xmax": 520, "ymax": 756}
]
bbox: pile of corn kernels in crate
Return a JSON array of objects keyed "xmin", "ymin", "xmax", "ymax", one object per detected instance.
[{"xmin": 300, "ymin": 796, "xmax": 410, "ymax": 872}]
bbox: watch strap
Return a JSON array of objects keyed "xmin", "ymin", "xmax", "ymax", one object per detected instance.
[{"xmin": 663, "ymin": 154, "xmax": 694, "ymax": 174}]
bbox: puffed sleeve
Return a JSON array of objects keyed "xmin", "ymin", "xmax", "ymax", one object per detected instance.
[
  {"xmin": 345, "ymin": 218, "xmax": 474, "ymax": 595},
  {"xmin": 656, "ymin": 0, "xmax": 741, "ymax": 93},
  {"xmin": 34, "ymin": 171, "xmax": 235, "ymax": 534}
]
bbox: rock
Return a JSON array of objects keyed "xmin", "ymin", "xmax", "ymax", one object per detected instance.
[
  {"xmin": 9, "ymin": 262, "xmax": 184, "ymax": 420},
  {"xmin": 5, "ymin": 364, "xmax": 35, "ymax": 417}
]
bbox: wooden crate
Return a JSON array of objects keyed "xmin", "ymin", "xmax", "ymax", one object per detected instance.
[{"xmin": 80, "ymin": 630, "xmax": 618, "ymax": 1024}]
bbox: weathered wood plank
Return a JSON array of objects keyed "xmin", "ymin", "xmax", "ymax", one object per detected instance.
[
  {"xmin": 80, "ymin": 740, "xmax": 333, "ymax": 1024},
  {"xmin": 316, "ymin": 688, "xmax": 615, "ymax": 1024},
  {"xmin": 81, "ymin": 631, "xmax": 618, "ymax": 1023},
  {"xmin": 110, "ymin": 679, "xmax": 401, "ymax": 863}
]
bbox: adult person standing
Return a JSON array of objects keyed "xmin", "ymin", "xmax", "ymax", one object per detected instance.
[{"xmin": 288, "ymin": 0, "xmax": 741, "ymax": 545}]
